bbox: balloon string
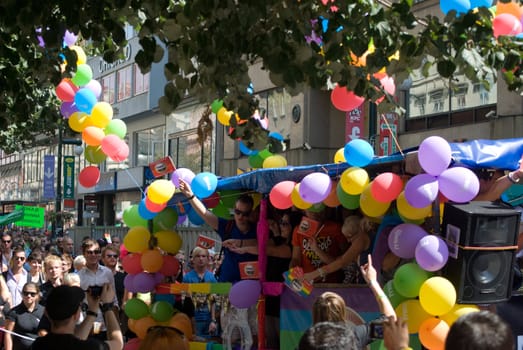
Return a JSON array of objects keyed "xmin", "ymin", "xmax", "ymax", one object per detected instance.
[
  {"xmin": 122, "ymin": 168, "xmax": 145, "ymax": 196},
  {"xmin": 380, "ymin": 114, "xmax": 404, "ymax": 157}
]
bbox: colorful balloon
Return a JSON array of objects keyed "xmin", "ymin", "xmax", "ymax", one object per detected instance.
[
  {"xmin": 438, "ymin": 167, "xmax": 479, "ymax": 203},
  {"xmin": 105, "ymin": 119, "xmax": 127, "ymax": 139},
  {"xmin": 396, "ymin": 192, "xmax": 432, "ymax": 221},
  {"xmin": 419, "ymin": 277, "xmax": 456, "ymax": 316},
  {"xmin": 78, "ymin": 166, "xmax": 100, "ymax": 188},
  {"xmin": 171, "ymin": 168, "xmax": 196, "ymax": 187},
  {"xmin": 415, "ymin": 235, "xmax": 449, "ymax": 272},
  {"xmin": 74, "ymin": 88, "xmax": 97, "ymax": 114},
  {"xmin": 82, "ymin": 126, "xmax": 105, "ymax": 146},
  {"xmin": 191, "ymin": 172, "xmax": 218, "ymax": 199},
  {"xmin": 418, "ymin": 317, "xmax": 449, "ymax": 350},
  {"xmin": 291, "ymin": 183, "xmax": 312, "ymax": 209},
  {"xmin": 344, "ymin": 139, "xmax": 375, "ymax": 167},
  {"xmin": 418, "ymin": 136, "xmax": 452, "ymax": 176},
  {"xmin": 90, "ymin": 102, "xmax": 113, "ymax": 128},
  {"xmin": 299, "ymin": 172, "xmax": 332, "ymax": 203},
  {"xmin": 393, "ymin": 262, "xmax": 431, "ymax": 298},
  {"xmin": 123, "ymin": 227, "xmax": 151, "ymax": 253},
  {"xmin": 155, "ymin": 230, "xmax": 182, "ymax": 254},
  {"xmin": 263, "ymin": 155, "xmax": 288, "ymax": 168},
  {"xmin": 269, "ymin": 181, "xmax": 296, "ymax": 209},
  {"xmin": 331, "ymin": 85, "xmax": 365, "ymax": 112},
  {"xmin": 122, "ymin": 253, "xmax": 143, "ymax": 274},
  {"xmin": 371, "ymin": 172, "xmax": 403, "ymax": 203},
  {"xmin": 150, "ymin": 301, "xmax": 174, "ymax": 322},
  {"xmin": 340, "ymin": 167, "xmax": 369, "ymax": 195},
  {"xmin": 123, "ymin": 205, "xmax": 148, "ymax": 228},
  {"xmin": 71, "ymin": 64, "xmax": 93, "ymax": 87},
  {"xmin": 229, "ymin": 280, "xmax": 261, "ymax": 308},
  {"xmin": 404, "ymin": 174, "xmax": 439, "ymax": 208},
  {"xmin": 388, "ymin": 223, "xmax": 428, "ymax": 259},
  {"xmin": 55, "ymin": 79, "xmax": 78, "ymax": 102},
  {"xmin": 359, "ymin": 184, "xmax": 390, "ymax": 217},
  {"xmin": 125, "ymin": 298, "xmax": 150, "ymax": 320},
  {"xmin": 395, "ymin": 299, "xmax": 431, "ymax": 334}
]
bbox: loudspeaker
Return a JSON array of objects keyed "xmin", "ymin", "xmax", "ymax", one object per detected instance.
[{"xmin": 442, "ymin": 201, "xmax": 521, "ymax": 304}]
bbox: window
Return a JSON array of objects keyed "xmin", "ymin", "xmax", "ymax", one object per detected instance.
[
  {"xmin": 135, "ymin": 127, "xmax": 165, "ymax": 166},
  {"xmin": 169, "ymin": 131, "xmax": 212, "ymax": 173},
  {"xmin": 429, "ymin": 89, "xmax": 445, "ymax": 112},
  {"xmin": 134, "ymin": 64, "xmax": 150, "ymax": 95},
  {"xmin": 101, "ymin": 74, "xmax": 115, "ymax": 104},
  {"xmin": 117, "ymin": 66, "xmax": 132, "ymax": 101}
]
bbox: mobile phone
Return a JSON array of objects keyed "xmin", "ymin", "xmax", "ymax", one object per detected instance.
[
  {"xmin": 89, "ymin": 285, "xmax": 103, "ymax": 297},
  {"xmin": 369, "ymin": 319, "xmax": 384, "ymax": 339}
]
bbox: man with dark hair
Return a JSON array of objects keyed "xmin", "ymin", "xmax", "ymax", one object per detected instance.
[
  {"xmin": 31, "ymin": 284, "xmax": 123, "ymax": 350},
  {"xmin": 445, "ymin": 310, "xmax": 514, "ymax": 350},
  {"xmin": 298, "ymin": 321, "xmax": 359, "ymax": 350},
  {"xmin": 179, "ymin": 179, "xmax": 257, "ymax": 283}
]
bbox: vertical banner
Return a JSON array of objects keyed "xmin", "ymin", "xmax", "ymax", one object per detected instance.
[
  {"xmin": 378, "ymin": 112, "xmax": 399, "ymax": 156},
  {"xmin": 43, "ymin": 155, "xmax": 55, "ymax": 199},
  {"xmin": 63, "ymin": 156, "xmax": 75, "ymax": 199},
  {"xmin": 345, "ymin": 105, "xmax": 365, "ymax": 143}
]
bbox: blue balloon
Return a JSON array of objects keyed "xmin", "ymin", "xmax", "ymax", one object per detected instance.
[
  {"xmin": 440, "ymin": 0, "xmax": 471, "ymax": 15},
  {"xmin": 138, "ymin": 198, "xmax": 157, "ymax": 220},
  {"xmin": 239, "ymin": 141, "xmax": 255, "ymax": 156},
  {"xmin": 192, "ymin": 172, "xmax": 218, "ymax": 199},
  {"xmin": 74, "ymin": 88, "xmax": 97, "ymax": 114},
  {"xmin": 469, "ymin": 0, "xmax": 492, "ymax": 9},
  {"xmin": 344, "ymin": 139, "xmax": 375, "ymax": 167},
  {"xmin": 187, "ymin": 207, "xmax": 204, "ymax": 226},
  {"xmin": 268, "ymin": 132, "xmax": 284, "ymax": 141}
]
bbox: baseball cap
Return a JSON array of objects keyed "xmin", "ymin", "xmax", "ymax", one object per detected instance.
[{"xmin": 45, "ymin": 285, "xmax": 85, "ymax": 321}]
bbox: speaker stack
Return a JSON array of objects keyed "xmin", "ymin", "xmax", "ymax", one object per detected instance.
[{"xmin": 442, "ymin": 201, "xmax": 521, "ymax": 304}]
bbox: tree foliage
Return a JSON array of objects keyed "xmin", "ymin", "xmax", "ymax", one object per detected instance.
[{"xmin": 0, "ymin": 0, "xmax": 522, "ymax": 153}]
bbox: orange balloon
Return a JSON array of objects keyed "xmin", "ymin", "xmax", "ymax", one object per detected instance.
[
  {"xmin": 133, "ymin": 316, "xmax": 157, "ymax": 339},
  {"xmin": 323, "ymin": 180, "xmax": 341, "ymax": 207},
  {"xmin": 82, "ymin": 126, "xmax": 105, "ymax": 146},
  {"xmin": 496, "ymin": 1, "xmax": 523, "ymax": 19},
  {"xmin": 418, "ymin": 317, "xmax": 449, "ymax": 350},
  {"xmin": 168, "ymin": 312, "xmax": 193, "ymax": 340},
  {"xmin": 140, "ymin": 249, "xmax": 164, "ymax": 273}
]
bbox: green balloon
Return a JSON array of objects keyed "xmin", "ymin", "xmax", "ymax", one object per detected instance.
[
  {"xmin": 85, "ymin": 145, "xmax": 107, "ymax": 164},
  {"xmin": 383, "ymin": 280, "xmax": 408, "ymax": 308},
  {"xmin": 150, "ymin": 301, "xmax": 174, "ymax": 322},
  {"xmin": 248, "ymin": 153, "xmax": 264, "ymax": 168},
  {"xmin": 336, "ymin": 182, "xmax": 360, "ymax": 209},
  {"xmin": 393, "ymin": 263, "xmax": 431, "ymax": 298},
  {"xmin": 211, "ymin": 99, "xmax": 224, "ymax": 114},
  {"xmin": 211, "ymin": 202, "xmax": 232, "ymax": 219},
  {"xmin": 105, "ymin": 119, "xmax": 127, "ymax": 139},
  {"xmin": 258, "ymin": 148, "xmax": 273, "ymax": 160},
  {"xmin": 308, "ymin": 202, "xmax": 326, "ymax": 212},
  {"xmin": 153, "ymin": 207, "xmax": 178, "ymax": 233},
  {"xmin": 219, "ymin": 190, "xmax": 241, "ymax": 208},
  {"xmin": 124, "ymin": 298, "xmax": 150, "ymax": 320},
  {"xmin": 71, "ymin": 64, "xmax": 93, "ymax": 87},
  {"xmin": 123, "ymin": 205, "xmax": 148, "ymax": 228}
]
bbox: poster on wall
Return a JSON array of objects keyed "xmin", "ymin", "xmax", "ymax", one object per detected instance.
[
  {"xmin": 345, "ymin": 105, "xmax": 365, "ymax": 143},
  {"xmin": 378, "ymin": 112, "xmax": 399, "ymax": 156}
]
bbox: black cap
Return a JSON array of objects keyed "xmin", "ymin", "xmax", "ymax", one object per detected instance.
[{"xmin": 45, "ymin": 285, "xmax": 85, "ymax": 321}]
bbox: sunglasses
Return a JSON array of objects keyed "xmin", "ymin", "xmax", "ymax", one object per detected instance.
[
  {"xmin": 22, "ymin": 291, "xmax": 37, "ymax": 297},
  {"xmin": 2, "ymin": 240, "xmax": 11, "ymax": 244},
  {"xmin": 86, "ymin": 250, "xmax": 101, "ymax": 255},
  {"xmin": 234, "ymin": 208, "xmax": 251, "ymax": 218},
  {"xmin": 14, "ymin": 256, "xmax": 26, "ymax": 261},
  {"xmin": 105, "ymin": 254, "xmax": 118, "ymax": 258}
]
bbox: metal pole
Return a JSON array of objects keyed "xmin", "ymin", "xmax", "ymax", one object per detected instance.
[{"xmin": 54, "ymin": 127, "xmax": 63, "ymax": 240}]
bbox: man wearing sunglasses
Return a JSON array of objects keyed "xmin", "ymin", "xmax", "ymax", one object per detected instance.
[
  {"xmin": 0, "ymin": 233, "xmax": 13, "ymax": 273},
  {"xmin": 179, "ymin": 179, "xmax": 257, "ymax": 283}
]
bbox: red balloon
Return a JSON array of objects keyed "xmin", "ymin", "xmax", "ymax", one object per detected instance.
[
  {"xmin": 55, "ymin": 78, "xmax": 78, "ymax": 102},
  {"xmin": 159, "ymin": 255, "xmax": 180, "ymax": 277},
  {"xmin": 371, "ymin": 172, "xmax": 403, "ymax": 203},
  {"xmin": 269, "ymin": 181, "xmax": 296, "ymax": 209},
  {"xmin": 144, "ymin": 196, "xmax": 167, "ymax": 213},
  {"xmin": 202, "ymin": 191, "xmax": 220, "ymax": 208},
  {"xmin": 78, "ymin": 166, "xmax": 100, "ymax": 188},
  {"xmin": 122, "ymin": 253, "xmax": 144, "ymax": 274},
  {"xmin": 330, "ymin": 85, "xmax": 364, "ymax": 112}
]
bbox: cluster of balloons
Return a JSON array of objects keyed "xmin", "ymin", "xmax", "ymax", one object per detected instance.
[
  {"xmin": 440, "ymin": 0, "xmax": 523, "ymax": 38},
  {"xmin": 383, "ymin": 221, "xmax": 480, "ymax": 349},
  {"xmin": 124, "ymin": 297, "xmax": 192, "ymax": 341},
  {"xmin": 54, "ymin": 30, "xmax": 129, "ymax": 189}
]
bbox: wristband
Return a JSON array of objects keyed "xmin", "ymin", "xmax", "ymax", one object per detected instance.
[
  {"xmin": 317, "ymin": 267, "xmax": 326, "ymax": 281},
  {"xmin": 210, "ymin": 319, "xmax": 217, "ymax": 323},
  {"xmin": 100, "ymin": 302, "xmax": 114, "ymax": 313},
  {"xmin": 508, "ymin": 171, "xmax": 520, "ymax": 184},
  {"xmin": 86, "ymin": 310, "xmax": 98, "ymax": 317},
  {"xmin": 188, "ymin": 194, "xmax": 196, "ymax": 200}
]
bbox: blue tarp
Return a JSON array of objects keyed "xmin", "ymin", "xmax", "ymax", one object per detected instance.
[{"xmin": 216, "ymin": 138, "xmax": 523, "ymax": 195}]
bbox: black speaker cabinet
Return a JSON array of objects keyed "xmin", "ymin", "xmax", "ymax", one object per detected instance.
[{"xmin": 442, "ymin": 201, "xmax": 521, "ymax": 304}]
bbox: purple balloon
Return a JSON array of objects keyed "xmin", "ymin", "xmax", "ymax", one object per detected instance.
[
  {"xmin": 124, "ymin": 274, "xmax": 136, "ymax": 293},
  {"xmin": 133, "ymin": 272, "xmax": 157, "ymax": 293},
  {"xmin": 388, "ymin": 223, "xmax": 428, "ymax": 259},
  {"xmin": 404, "ymin": 174, "xmax": 439, "ymax": 208},
  {"xmin": 438, "ymin": 167, "xmax": 480, "ymax": 203},
  {"xmin": 84, "ymin": 79, "xmax": 102, "ymax": 98},
  {"xmin": 418, "ymin": 136, "xmax": 452, "ymax": 176},
  {"xmin": 63, "ymin": 30, "xmax": 78, "ymax": 47},
  {"xmin": 154, "ymin": 272, "xmax": 165, "ymax": 284},
  {"xmin": 299, "ymin": 172, "xmax": 332, "ymax": 203},
  {"xmin": 177, "ymin": 214, "xmax": 187, "ymax": 225},
  {"xmin": 60, "ymin": 101, "xmax": 78, "ymax": 119},
  {"xmin": 229, "ymin": 280, "xmax": 261, "ymax": 308},
  {"xmin": 171, "ymin": 168, "xmax": 196, "ymax": 187},
  {"xmin": 415, "ymin": 235, "xmax": 449, "ymax": 272}
]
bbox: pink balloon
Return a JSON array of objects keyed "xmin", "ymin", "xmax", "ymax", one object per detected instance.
[
  {"xmin": 101, "ymin": 135, "xmax": 129, "ymax": 162},
  {"xmin": 331, "ymin": 85, "xmax": 364, "ymax": 112},
  {"xmin": 404, "ymin": 174, "xmax": 439, "ymax": 208},
  {"xmin": 269, "ymin": 181, "xmax": 296, "ymax": 209},
  {"xmin": 418, "ymin": 136, "xmax": 452, "ymax": 176},
  {"xmin": 493, "ymin": 13, "xmax": 522, "ymax": 38},
  {"xmin": 388, "ymin": 223, "xmax": 428, "ymax": 259},
  {"xmin": 438, "ymin": 167, "xmax": 480, "ymax": 203},
  {"xmin": 84, "ymin": 79, "xmax": 102, "ymax": 98},
  {"xmin": 299, "ymin": 173, "xmax": 332, "ymax": 203}
]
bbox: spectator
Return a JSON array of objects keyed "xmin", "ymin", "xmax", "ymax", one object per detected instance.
[
  {"xmin": 179, "ymin": 179, "xmax": 258, "ymax": 283},
  {"xmin": 445, "ymin": 310, "xmax": 514, "ymax": 350},
  {"xmin": 298, "ymin": 321, "xmax": 359, "ymax": 350},
  {"xmin": 4, "ymin": 282, "xmax": 44, "ymax": 350},
  {"xmin": 26, "ymin": 252, "xmax": 45, "ymax": 287},
  {"xmin": 40, "ymin": 255, "xmax": 63, "ymax": 306},
  {"xmin": 59, "ymin": 237, "xmax": 74, "ymax": 257},
  {"xmin": 110, "ymin": 236, "xmax": 121, "ymax": 250},
  {"xmin": 474, "ymin": 168, "xmax": 523, "ymax": 201},
  {"xmin": 63, "ymin": 273, "xmax": 81, "ymax": 287},
  {"xmin": 5, "ymin": 247, "xmax": 28, "ymax": 308},
  {"xmin": 1, "ymin": 234, "xmax": 13, "ymax": 273},
  {"xmin": 73, "ymin": 255, "xmax": 86, "ymax": 272},
  {"xmin": 61, "ymin": 254, "xmax": 74, "ymax": 274},
  {"xmin": 138, "ymin": 325, "xmax": 188, "ymax": 350},
  {"xmin": 31, "ymin": 284, "xmax": 123, "ymax": 350},
  {"xmin": 290, "ymin": 209, "xmax": 348, "ymax": 283}
]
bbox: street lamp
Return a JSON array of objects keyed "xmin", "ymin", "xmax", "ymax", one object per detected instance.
[{"xmin": 52, "ymin": 127, "xmax": 82, "ymax": 239}]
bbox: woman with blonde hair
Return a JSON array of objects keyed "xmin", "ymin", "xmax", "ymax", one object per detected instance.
[{"xmin": 312, "ymin": 292, "xmax": 347, "ymax": 324}]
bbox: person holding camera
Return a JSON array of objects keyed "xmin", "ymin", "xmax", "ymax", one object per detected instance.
[
  {"xmin": 31, "ymin": 283, "xmax": 123, "ymax": 350},
  {"xmin": 77, "ymin": 239, "xmax": 117, "ymax": 342}
]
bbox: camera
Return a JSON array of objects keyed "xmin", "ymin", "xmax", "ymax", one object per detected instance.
[
  {"xmin": 88, "ymin": 285, "xmax": 103, "ymax": 298},
  {"xmin": 369, "ymin": 319, "xmax": 384, "ymax": 339}
]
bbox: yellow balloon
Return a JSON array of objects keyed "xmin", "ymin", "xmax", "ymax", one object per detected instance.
[
  {"xmin": 397, "ymin": 192, "xmax": 431, "ymax": 220},
  {"xmin": 359, "ymin": 184, "xmax": 390, "ymax": 217},
  {"xmin": 147, "ymin": 179, "xmax": 176, "ymax": 204},
  {"xmin": 440, "ymin": 304, "xmax": 479, "ymax": 326},
  {"xmin": 263, "ymin": 155, "xmax": 288, "ymax": 168},
  {"xmin": 91, "ymin": 102, "xmax": 113, "ymax": 128},
  {"xmin": 124, "ymin": 226, "xmax": 151, "ymax": 253},
  {"xmin": 70, "ymin": 45, "xmax": 87, "ymax": 65},
  {"xmin": 334, "ymin": 147, "xmax": 345, "ymax": 163},
  {"xmin": 291, "ymin": 184, "xmax": 312, "ymax": 209},
  {"xmin": 155, "ymin": 230, "xmax": 182, "ymax": 254},
  {"xmin": 216, "ymin": 107, "xmax": 233, "ymax": 126},
  {"xmin": 419, "ymin": 277, "xmax": 456, "ymax": 316},
  {"xmin": 395, "ymin": 299, "xmax": 431, "ymax": 334},
  {"xmin": 340, "ymin": 167, "xmax": 369, "ymax": 195},
  {"xmin": 68, "ymin": 112, "xmax": 92, "ymax": 132}
]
